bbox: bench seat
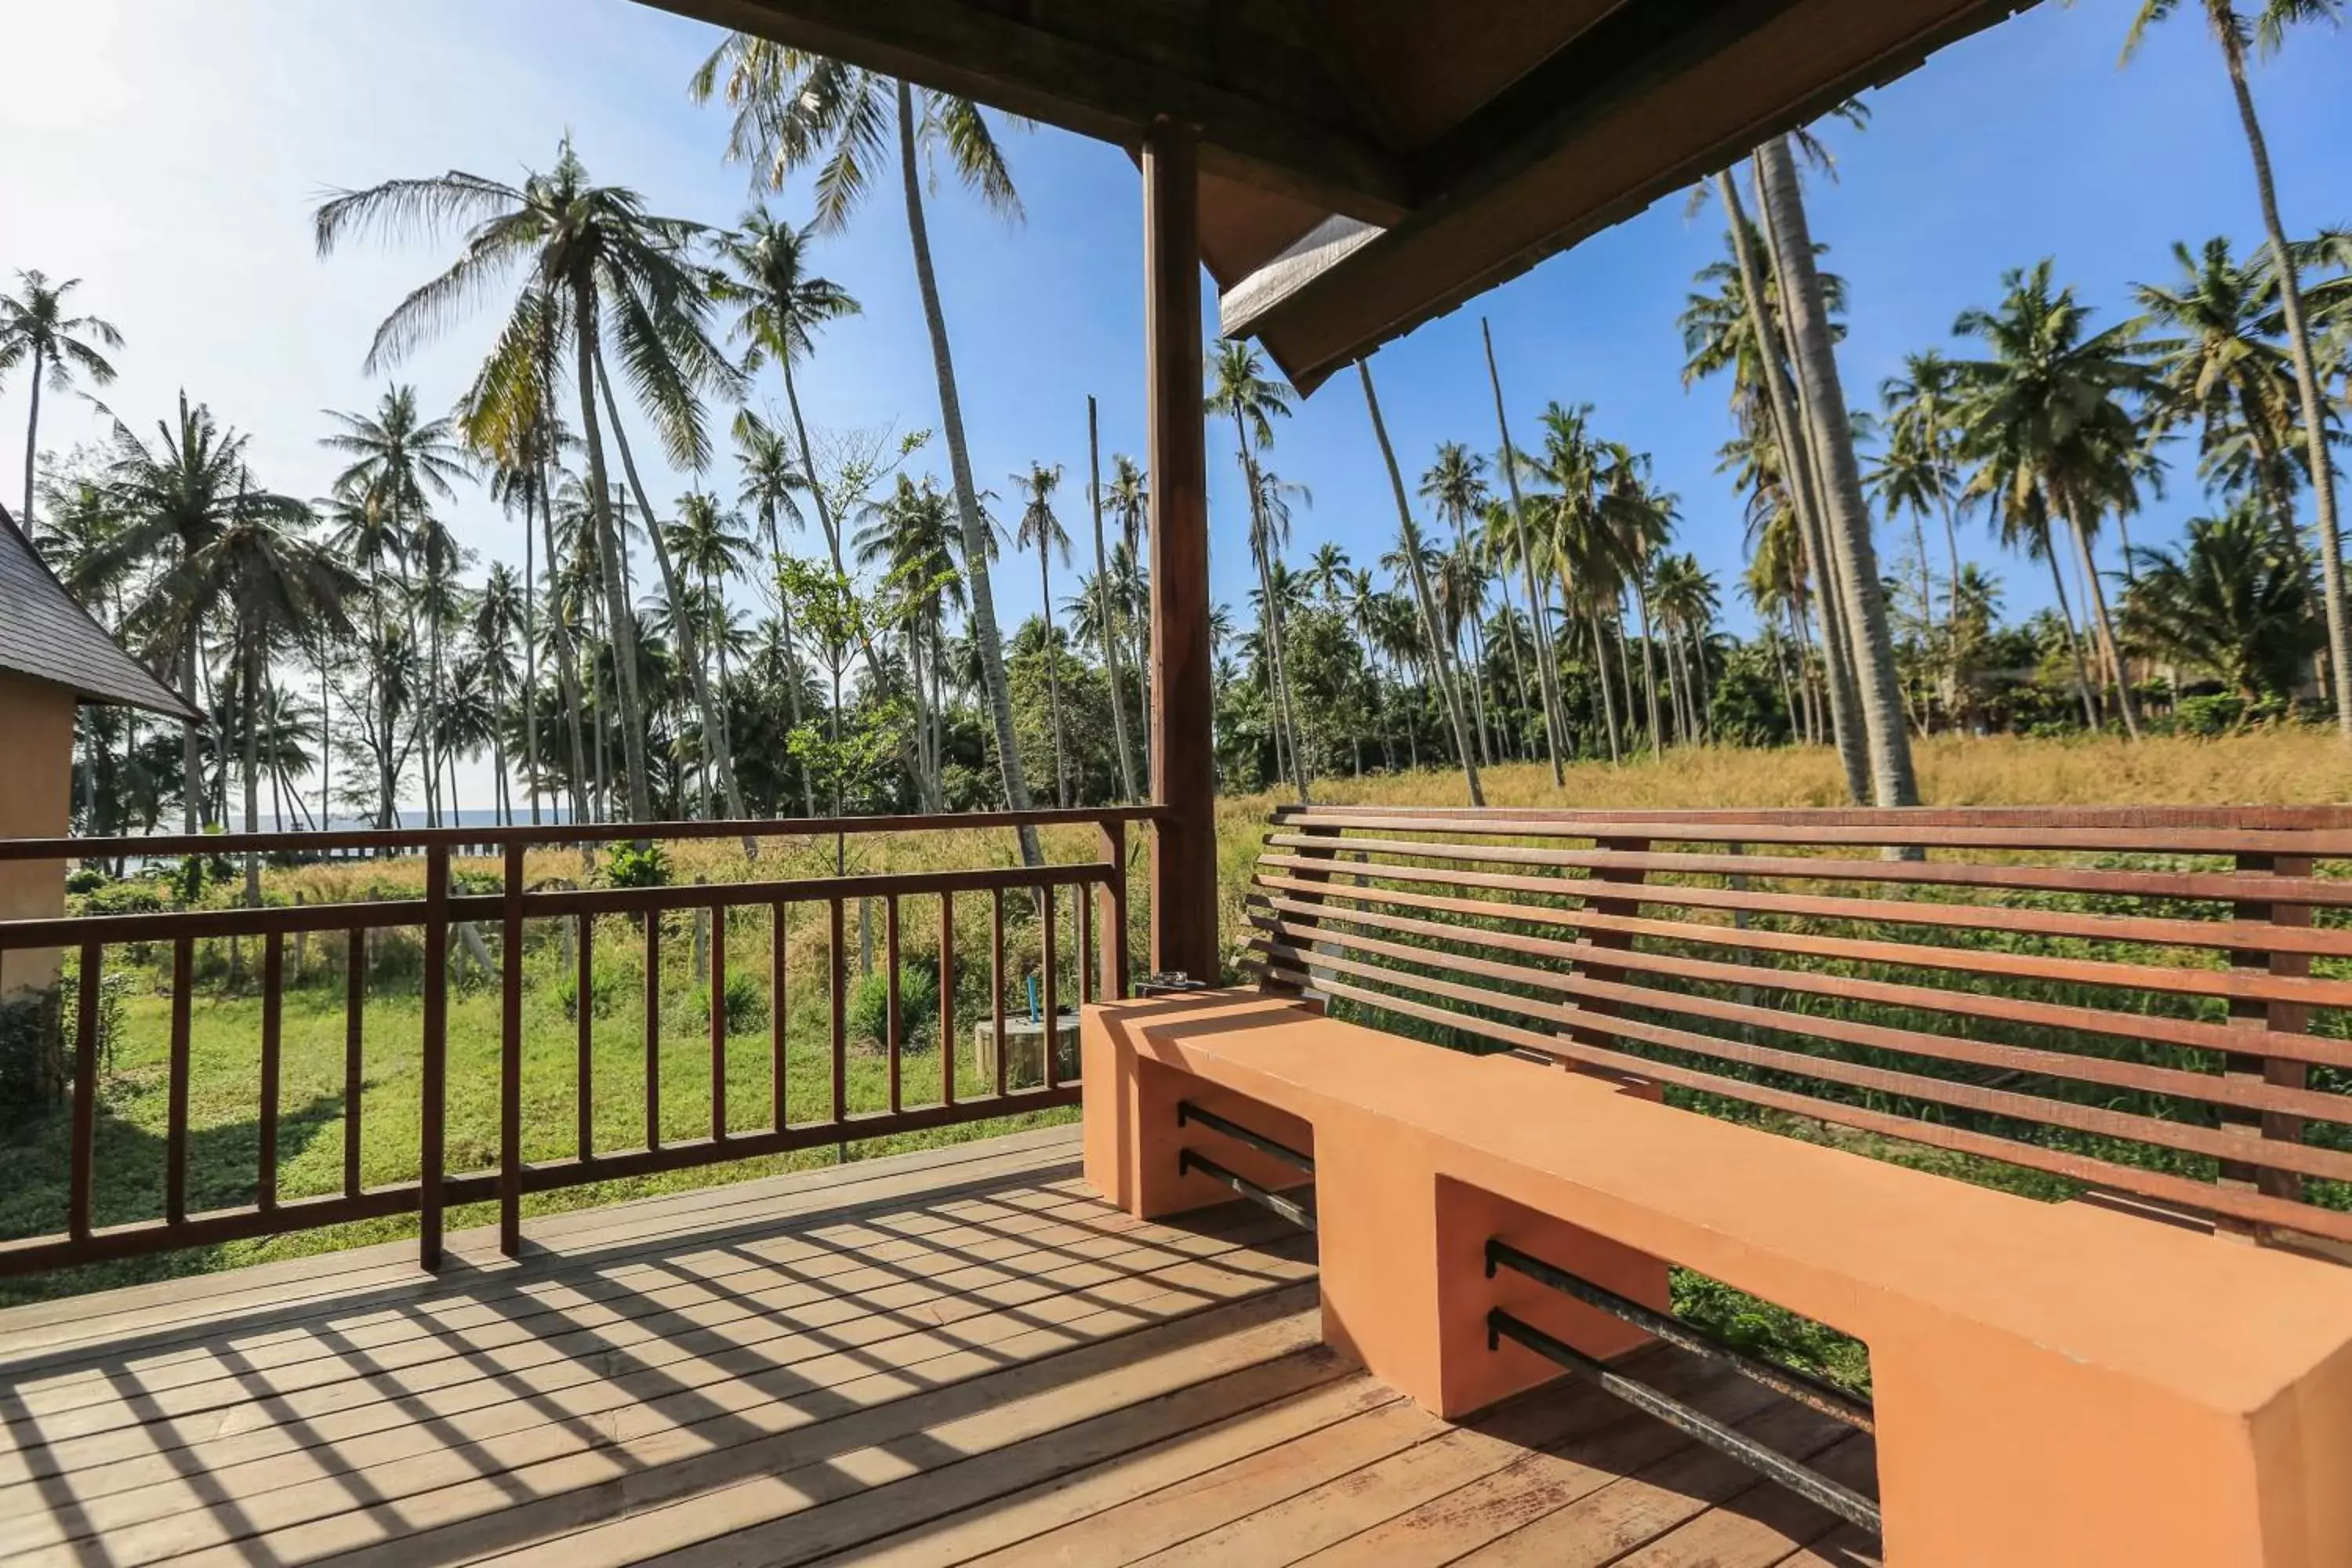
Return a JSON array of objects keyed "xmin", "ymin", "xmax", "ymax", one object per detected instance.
[{"xmin": 1083, "ymin": 989, "xmax": 2352, "ymax": 1568}]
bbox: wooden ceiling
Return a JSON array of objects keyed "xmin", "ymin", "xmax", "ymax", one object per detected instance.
[{"xmin": 645, "ymin": 0, "xmax": 2036, "ymax": 391}]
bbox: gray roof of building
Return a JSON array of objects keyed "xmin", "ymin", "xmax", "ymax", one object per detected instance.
[{"xmin": 0, "ymin": 502, "xmax": 201, "ymax": 720}]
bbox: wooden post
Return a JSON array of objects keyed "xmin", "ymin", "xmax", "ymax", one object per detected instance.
[
  {"xmin": 420, "ymin": 844, "xmax": 449, "ymax": 1271},
  {"xmin": 1143, "ymin": 115, "xmax": 1218, "ymax": 987},
  {"xmin": 499, "ymin": 844, "xmax": 525, "ymax": 1256},
  {"xmin": 1097, "ymin": 820, "xmax": 1129, "ymax": 1001},
  {"xmin": 2222, "ymin": 851, "xmax": 2311, "ymax": 1241}
]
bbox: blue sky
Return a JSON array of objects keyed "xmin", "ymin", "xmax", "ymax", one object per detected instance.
[{"xmin": 2, "ymin": 0, "xmax": 2346, "ymax": 800}]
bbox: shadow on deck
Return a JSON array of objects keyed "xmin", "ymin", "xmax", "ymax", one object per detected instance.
[{"xmin": 0, "ymin": 1127, "xmax": 1876, "ymax": 1566}]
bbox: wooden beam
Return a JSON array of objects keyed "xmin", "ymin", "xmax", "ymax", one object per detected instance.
[
  {"xmin": 1143, "ymin": 118, "xmax": 1218, "ymax": 985},
  {"xmin": 1224, "ymin": 0, "xmax": 2031, "ymax": 390},
  {"xmin": 644, "ymin": 0, "xmax": 1411, "ymax": 223}
]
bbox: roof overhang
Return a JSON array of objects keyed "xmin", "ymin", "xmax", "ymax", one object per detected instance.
[
  {"xmin": 641, "ymin": 0, "xmax": 2035, "ymax": 392},
  {"xmin": 0, "ymin": 505, "xmax": 202, "ymax": 722}
]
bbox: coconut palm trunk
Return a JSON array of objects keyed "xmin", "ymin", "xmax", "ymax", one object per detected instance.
[
  {"xmin": 1632, "ymin": 585, "xmax": 1665, "ymax": 757},
  {"xmin": 243, "ymin": 633, "xmax": 263, "ymax": 907},
  {"xmin": 2063, "ymin": 502, "xmax": 2142, "ymax": 738},
  {"xmin": 571, "ymin": 299, "xmax": 654, "ymax": 822},
  {"xmin": 1035, "ymin": 529, "xmax": 1072, "ymax": 808},
  {"xmin": 1755, "ymin": 138, "xmax": 1918, "ymax": 808},
  {"xmin": 1361, "ymin": 362, "xmax": 1481, "ymax": 804},
  {"xmin": 590, "ymin": 355, "xmax": 757, "ymax": 844},
  {"xmin": 20, "ymin": 346, "xmax": 42, "ymax": 539},
  {"xmin": 521, "ymin": 481, "xmax": 542, "ymax": 826},
  {"xmin": 1483, "ymin": 319, "xmax": 1567, "ymax": 782},
  {"xmin": 895, "ymin": 79, "xmax": 1038, "ymax": 862},
  {"xmin": 1584, "ymin": 605, "xmax": 1623, "ymax": 765},
  {"xmin": 2209, "ymin": 13, "xmax": 2350, "ymax": 736},
  {"xmin": 1088, "ymin": 397, "xmax": 1140, "ymax": 800},
  {"xmin": 541, "ymin": 492, "xmax": 591, "ymax": 826}
]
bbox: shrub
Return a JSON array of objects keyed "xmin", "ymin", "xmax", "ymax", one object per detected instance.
[
  {"xmin": 2173, "ymin": 693, "xmax": 2245, "ymax": 736},
  {"xmin": 0, "ymin": 993, "xmax": 62, "ymax": 1123},
  {"xmin": 555, "ymin": 965, "xmax": 629, "ymax": 1022},
  {"xmin": 693, "ymin": 969, "xmax": 770, "ymax": 1037},
  {"xmin": 604, "ymin": 843, "xmax": 671, "ymax": 889},
  {"xmin": 80, "ymin": 880, "xmax": 167, "ymax": 916},
  {"xmin": 846, "ymin": 961, "xmax": 939, "ymax": 1051},
  {"xmin": 65, "ymin": 867, "xmax": 109, "ymax": 896}
]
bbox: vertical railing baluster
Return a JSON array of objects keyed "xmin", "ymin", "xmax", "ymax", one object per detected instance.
[
  {"xmin": 500, "ymin": 844, "xmax": 525, "ymax": 1256},
  {"xmin": 992, "ymin": 887, "xmax": 1007, "ymax": 1099},
  {"xmin": 1098, "ymin": 819, "xmax": 1130, "ymax": 1001},
  {"xmin": 170, "ymin": 935, "xmax": 194, "ymax": 1224},
  {"xmin": 829, "ymin": 898, "xmax": 848, "ymax": 1125},
  {"xmin": 342, "ymin": 927, "xmax": 363, "ymax": 1202},
  {"xmin": 576, "ymin": 912, "xmax": 593, "ymax": 1163},
  {"xmin": 886, "ymin": 896, "xmax": 903, "ymax": 1115},
  {"xmin": 710, "ymin": 901, "xmax": 728, "ymax": 1143},
  {"xmin": 770, "ymin": 902, "xmax": 787, "ymax": 1133},
  {"xmin": 260, "ymin": 932, "xmax": 283, "ymax": 1214},
  {"xmin": 1041, "ymin": 884, "xmax": 1059, "ymax": 1091},
  {"xmin": 420, "ymin": 844, "xmax": 450, "ymax": 1271},
  {"xmin": 939, "ymin": 892, "xmax": 956, "ymax": 1106},
  {"xmin": 1078, "ymin": 872, "xmax": 1095, "ymax": 1006},
  {"xmin": 644, "ymin": 908, "xmax": 662, "ymax": 1151},
  {"xmin": 69, "ymin": 942, "xmax": 100, "ymax": 1243}
]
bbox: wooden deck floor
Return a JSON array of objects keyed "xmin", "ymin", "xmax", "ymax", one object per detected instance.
[{"xmin": 0, "ymin": 1126, "xmax": 1878, "ymax": 1566}]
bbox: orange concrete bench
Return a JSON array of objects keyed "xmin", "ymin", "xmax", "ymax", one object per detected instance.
[{"xmin": 1083, "ymin": 989, "xmax": 2352, "ymax": 1568}]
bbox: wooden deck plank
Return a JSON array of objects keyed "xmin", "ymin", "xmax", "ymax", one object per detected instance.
[
  {"xmin": 799, "ymin": 1377, "xmax": 1409, "ymax": 1568},
  {"xmin": 1772, "ymin": 1523, "xmax": 1884, "ymax": 1567},
  {"xmin": 387, "ymin": 1292, "xmax": 1333, "ymax": 1568},
  {"xmin": 0, "ymin": 1127, "xmax": 1083, "ymax": 1368},
  {"xmin": 1284, "ymin": 1367, "xmax": 1769, "ymax": 1568},
  {"xmin": 1451, "ymin": 1398, "xmax": 1857, "ymax": 1566},
  {"xmin": 2, "ymin": 1182, "xmax": 1149, "ymax": 1424},
  {"xmin": 2, "ymin": 1229, "xmax": 1312, "ymax": 1564},
  {"xmin": 1122, "ymin": 1350, "xmax": 1728, "ymax": 1568},
  {"xmin": 1610, "ymin": 1431, "xmax": 1875, "ymax": 1568},
  {"xmin": 0, "ymin": 1195, "xmax": 1215, "ymax": 1502}
]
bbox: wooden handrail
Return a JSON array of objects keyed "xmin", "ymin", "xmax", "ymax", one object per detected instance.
[{"xmin": 0, "ymin": 804, "xmax": 1169, "ymax": 862}]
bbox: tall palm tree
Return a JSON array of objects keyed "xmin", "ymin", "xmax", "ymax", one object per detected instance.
[
  {"xmin": 713, "ymin": 209, "xmax": 860, "ymax": 567},
  {"xmin": 1363, "ymin": 358, "xmax": 1483, "ymax": 804},
  {"xmin": 1013, "ymin": 463, "xmax": 1074, "ymax": 807},
  {"xmin": 1421, "ymin": 440, "xmax": 1497, "ymax": 764},
  {"xmin": 667, "ymin": 491, "xmax": 757, "ymax": 814},
  {"xmin": 1754, "ymin": 138, "xmax": 1918, "ymax": 806},
  {"xmin": 1104, "ymin": 452, "xmax": 1152, "ymax": 749},
  {"xmin": 316, "ymin": 138, "xmax": 746, "ymax": 826},
  {"xmin": 145, "ymin": 499, "xmax": 356, "ymax": 901},
  {"xmin": 1, "ymin": 270, "xmax": 122, "ymax": 540},
  {"xmin": 691, "ymin": 38, "xmax": 1041, "ymax": 858},
  {"xmin": 1207, "ymin": 339, "xmax": 1312, "ymax": 799},
  {"xmin": 1084, "ymin": 397, "xmax": 1140, "ymax": 800},
  {"xmin": 1877, "ymin": 350, "xmax": 1969, "ymax": 630},
  {"xmin": 1955, "ymin": 260, "xmax": 2162, "ymax": 739},
  {"xmin": 77, "ymin": 396, "xmax": 270, "ymax": 832},
  {"xmin": 2111, "ymin": 0, "xmax": 2350, "ymax": 738},
  {"xmin": 473, "ymin": 562, "xmax": 526, "ymax": 822},
  {"xmin": 1701, "ymin": 172, "xmax": 1868, "ymax": 800},
  {"xmin": 1482, "ymin": 318, "xmax": 1568, "ymax": 781}
]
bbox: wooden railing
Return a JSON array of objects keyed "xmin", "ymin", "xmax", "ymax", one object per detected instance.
[
  {"xmin": 0, "ymin": 808, "xmax": 1156, "ymax": 1277},
  {"xmin": 1246, "ymin": 803, "xmax": 2352, "ymax": 1250}
]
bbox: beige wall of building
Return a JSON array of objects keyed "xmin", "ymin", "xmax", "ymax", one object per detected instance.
[{"xmin": 0, "ymin": 670, "xmax": 75, "ymax": 998}]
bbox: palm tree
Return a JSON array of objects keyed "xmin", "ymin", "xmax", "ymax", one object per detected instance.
[
  {"xmin": 1650, "ymin": 553, "xmax": 1721, "ymax": 742},
  {"xmin": 1481, "ymin": 318, "xmax": 1567, "ymax": 781},
  {"xmin": 1753, "ymin": 138, "xmax": 1918, "ymax": 807},
  {"xmin": 1104, "ymin": 453, "xmax": 1152, "ymax": 749},
  {"xmin": 0, "ymin": 270, "xmax": 122, "ymax": 540},
  {"xmin": 713, "ymin": 209, "xmax": 860, "ymax": 566},
  {"xmin": 2123, "ymin": 503, "xmax": 2321, "ymax": 702},
  {"xmin": 77, "ymin": 397, "xmax": 266, "ymax": 832},
  {"xmin": 1955, "ymin": 260, "xmax": 2162, "ymax": 738},
  {"xmin": 316, "ymin": 138, "xmax": 746, "ymax": 826},
  {"xmin": 1084, "ymin": 397, "xmax": 1140, "ymax": 800},
  {"xmin": 1207, "ymin": 339, "xmax": 1312, "ymax": 799},
  {"xmin": 2111, "ymin": 0, "xmax": 2350, "ymax": 739},
  {"xmin": 1877, "ymin": 350, "xmax": 1969, "ymax": 630},
  {"xmin": 691, "ymin": 38, "xmax": 1041, "ymax": 858},
  {"xmin": 474, "ymin": 562, "xmax": 526, "ymax": 822},
  {"xmin": 1012, "ymin": 463, "xmax": 1075, "ymax": 807},
  {"xmin": 1363, "ymin": 358, "xmax": 1482, "ymax": 804},
  {"xmin": 667, "ymin": 491, "xmax": 756, "ymax": 812},
  {"xmin": 1700, "ymin": 172, "xmax": 1869, "ymax": 800},
  {"xmin": 1421, "ymin": 440, "xmax": 1497, "ymax": 764}
]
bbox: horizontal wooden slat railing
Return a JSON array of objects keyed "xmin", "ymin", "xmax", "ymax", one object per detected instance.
[
  {"xmin": 0, "ymin": 808, "xmax": 1152, "ymax": 1279},
  {"xmin": 1243, "ymin": 802, "xmax": 2352, "ymax": 1250}
]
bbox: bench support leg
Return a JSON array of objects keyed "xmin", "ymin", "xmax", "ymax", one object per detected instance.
[{"xmin": 1082, "ymin": 1007, "xmax": 1312, "ymax": 1221}]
